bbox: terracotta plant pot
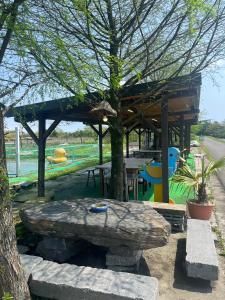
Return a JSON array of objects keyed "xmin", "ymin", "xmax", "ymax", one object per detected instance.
[{"xmin": 187, "ymin": 201, "xmax": 214, "ymax": 220}]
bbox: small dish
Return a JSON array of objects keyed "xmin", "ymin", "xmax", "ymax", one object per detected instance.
[{"xmin": 90, "ymin": 202, "xmax": 108, "ymax": 213}]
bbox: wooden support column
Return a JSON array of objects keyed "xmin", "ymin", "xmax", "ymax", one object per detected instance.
[
  {"xmin": 174, "ymin": 131, "xmax": 178, "ymax": 142},
  {"xmin": 90, "ymin": 124, "xmax": 109, "ymax": 165},
  {"xmin": 180, "ymin": 116, "xmax": 184, "ymax": 153},
  {"xmin": 161, "ymin": 97, "xmax": 169, "ymax": 203},
  {"xmin": 186, "ymin": 124, "xmax": 191, "ymax": 154},
  {"xmin": 99, "ymin": 124, "xmax": 103, "ymax": 165},
  {"xmin": 148, "ymin": 130, "xmax": 151, "ymax": 149},
  {"xmin": 22, "ymin": 118, "xmax": 61, "ymax": 197},
  {"xmin": 38, "ymin": 117, "xmax": 46, "ymax": 197},
  {"xmin": 153, "ymin": 133, "xmax": 157, "ymax": 149},
  {"xmin": 138, "ymin": 128, "xmax": 141, "ymax": 150},
  {"xmin": 126, "ymin": 131, "xmax": 129, "ymax": 158},
  {"xmin": 168, "ymin": 128, "xmax": 172, "ymax": 146}
]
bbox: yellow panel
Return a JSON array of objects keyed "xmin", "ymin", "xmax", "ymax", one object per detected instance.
[
  {"xmin": 154, "ymin": 184, "xmax": 163, "ymax": 202},
  {"xmin": 146, "ymin": 165, "xmax": 162, "ymax": 178}
]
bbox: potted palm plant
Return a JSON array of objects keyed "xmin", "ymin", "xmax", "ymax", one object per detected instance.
[{"xmin": 172, "ymin": 155, "xmax": 225, "ymax": 220}]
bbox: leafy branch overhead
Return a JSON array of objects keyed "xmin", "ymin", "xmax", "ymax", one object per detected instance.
[{"xmin": 17, "ymin": 0, "xmax": 225, "ymax": 104}]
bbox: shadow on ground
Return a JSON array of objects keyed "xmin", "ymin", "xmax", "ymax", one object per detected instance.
[{"xmin": 173, "ymin": 238, "xmax": 212, "ymax": 293}]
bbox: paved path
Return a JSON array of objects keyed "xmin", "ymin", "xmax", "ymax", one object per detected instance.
[
  {"xmin": 202, "ymin": 137, "xmax": 225, "ymax": 240},
  {"xmin": 203, "ymin": 136, "xmax": 225, "ymax": 187}
]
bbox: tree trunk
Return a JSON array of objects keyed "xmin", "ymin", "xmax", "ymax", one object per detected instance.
[
  {"xmin": 110, "ymin": 115, "xmax": 124, "ymax": 201},
  {"xmin": 0, "ymin": 108, "xmax": 31, "ymax": 299}
]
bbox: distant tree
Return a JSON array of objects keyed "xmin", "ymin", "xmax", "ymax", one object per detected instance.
[{"xmin": 192, "ymin": 120, "xmax": 225, "ymax": 139}]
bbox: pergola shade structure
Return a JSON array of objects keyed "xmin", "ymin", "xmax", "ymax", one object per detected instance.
[{"xmin": 6, "ymin": 73, "xmax": 201, "ymax": 200}]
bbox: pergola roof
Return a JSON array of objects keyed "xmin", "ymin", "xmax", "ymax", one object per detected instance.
[{"xmin": 6, "ymin": 73, "xmax": 201, "ymax": 127}]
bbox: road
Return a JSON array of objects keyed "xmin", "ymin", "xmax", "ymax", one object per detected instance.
[
  {"xmin": 203, "ymin": 136, "xmax": 225, "ymax": 186},
  {"xmin": 203, "ymin": 136, "xmax": 225, "ymax": 244}
]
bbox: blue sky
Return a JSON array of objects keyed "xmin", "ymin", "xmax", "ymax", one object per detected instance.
[
  {"xmin": 5, "ymin": 67, "xmax": 225, "ymax": 132},
  {"xmin": 200, "ymin": 67, "xmax": 225, "ymax": 121}
]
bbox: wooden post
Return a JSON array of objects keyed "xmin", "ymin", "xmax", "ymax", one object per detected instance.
[
  {"xmin": 148, "ymin": 130, "xmax": 151, "ymax": 148},
  {"xmin": 126, "ymin": 131, "xmax": 129, "ymax": 158},
  {"xmin": 169, "ymin": 128, "xmax": 172, "ymax": 146},
  {"xmin": 15, "ymin": 126, "xmax": 20, "ymax": 177},
  {"xmin": 161, "ymin": 97, "xmax": 169, "ymax": 203},
  {"xmin": 22, "ymin": 118, "xmax": 61, "ymax": 197},
  {"xmin": 99, "ymin": 124, "xmax": 103, "ymax": 165},
  {"xmin": 153, "ymin": 132, "xmax": 156, "ymax": 150},
  {"xmin": 186, "ymin": 124, "xmax": 191, "ymax": 155},
  {"xmin": 180, "ymin": 116, "xmax": 184, "ymax": 153},
  {"xmin": 138, "ymin": 129, "xmax": 141, "ymax": 150},
  {"xmin": 38, "ymin": 117, "xmax": 46, "ymax": 197}
]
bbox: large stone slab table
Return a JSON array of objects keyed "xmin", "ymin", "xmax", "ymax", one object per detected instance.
[{"xmin": 20, "ymin": 198, "xmax": 171, "ymax": 271}]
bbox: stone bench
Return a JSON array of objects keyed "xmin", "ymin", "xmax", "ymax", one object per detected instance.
[
  {"xmin": 21, "ymin": 254, "xmax": 159, "ymax": 300},
  {"xmin": 144, "ymin": 202, "xmax": 186, "ymax": 232},
  {"xmin": 186, "ymin": 219, "xmax": 219, "ymax": 283}
]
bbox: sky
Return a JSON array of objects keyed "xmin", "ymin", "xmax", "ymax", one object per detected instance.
[{"xmin": 5, "ymin": 66, "xmax": 225, "ymax": 133}]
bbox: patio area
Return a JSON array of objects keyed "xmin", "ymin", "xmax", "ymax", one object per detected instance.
[{"xmin": 13, "ymin": 152, "xmax": 195, "ymax": 206}]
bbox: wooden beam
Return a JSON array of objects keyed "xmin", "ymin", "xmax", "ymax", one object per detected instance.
[
  {"xmin": 102, "ymin": 127, "xmax": 109, "ymax": 138},
  {"xmin": 161, "ymin": 97, "xmax": 169, "ymax": 203},
  {"xmin": 21, "ymin": 121, "xmax": 38, "ymax": 145},
  {"xmin": 90, "ymin": 124, "xmax": 99, "ymax": 135},
  {"xmin": 141, "ymin": 116, "xmax": 160, "ymax": 136},
  {"xmin": 38, "ymin": 117, "xmax": 46, "ymax": 197},
  {"xmin": 170, "ymin": 126, "xmax": 180, "ymax": 136},
  {"xmin": 125, "ymin": 120, "xmax": 140, "ymax": 134},
  {"xmin": 150, "ymin": 108, "xmax": 200, "ymax": 118},
  {"xmin": 44, "ymin": 118, "xmax": 61, "ymax": 139}
]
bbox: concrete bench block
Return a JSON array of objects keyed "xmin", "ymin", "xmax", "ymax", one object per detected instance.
[
  {"xmin": 106, "ymin": 251, "xmax": 142, "ymax": 266},
  {"xmin": 109, "ymin": 246, "xmax": 141, "ymax": 257},
  {"xmin": 21, "ymin": 255, "xmax": 158, "ymax": 300},
  {"xmin": 186, "ymin": 219, "xmax": 219, "ymax": 281},
  {"xmin": 20, "ymin": 254, "xmax": 43, "ymax": 281}
]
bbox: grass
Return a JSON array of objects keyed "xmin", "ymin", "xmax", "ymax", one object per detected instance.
[
  {"xmin": 212, "ymin": 226, "xmax": 225, "ymax": 257},
  {"xmin": 206, "ymin": 136, "xmax": 225, "ymax": 144},
  {"xmin": 6, "ymin": 143, "xmax": 110, "ymax": 160},
  {"xmin": 9, "ymin": 153, "xmax": 111, "ymax": 185}
]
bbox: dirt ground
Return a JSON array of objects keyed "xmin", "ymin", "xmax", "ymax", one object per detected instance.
[
  {"xmin": 141, "ymin": 232, "xmax": 225, "ymax": 300},
  {"xmin": 14, "ymin": 168, "xmax": 225, "ymax": 299}
]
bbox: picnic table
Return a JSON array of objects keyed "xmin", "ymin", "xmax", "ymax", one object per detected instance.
[{"xmin": 96, "ymin": 158, "xmax": 151, "ymax": 198}]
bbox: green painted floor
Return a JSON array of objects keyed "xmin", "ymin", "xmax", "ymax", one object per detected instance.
[{"xmin": 53, "ymin": 154, "xmax": 195, "ymax": 205}]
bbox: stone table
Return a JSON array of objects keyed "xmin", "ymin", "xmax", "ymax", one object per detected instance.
[{"xmin": 20, "ymin": 198, "xmax": 171, "ymax": 272}]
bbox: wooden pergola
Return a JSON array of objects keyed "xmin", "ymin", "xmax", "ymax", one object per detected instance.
[{"xmin": 6, "ymin": 73, "xmax": 201, "ymax": 201}]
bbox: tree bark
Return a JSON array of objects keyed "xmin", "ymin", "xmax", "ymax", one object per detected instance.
[
  {"xmin": 110, "ymin": 114, "xmax": 124, "ymax": 201},
  {"xmin": 0, "ymin": 108, "xmax": 30, "ymax": 299},
  {"xmin": 106, "ymin": 0, "xmax": 125, "ymax": 201}
]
